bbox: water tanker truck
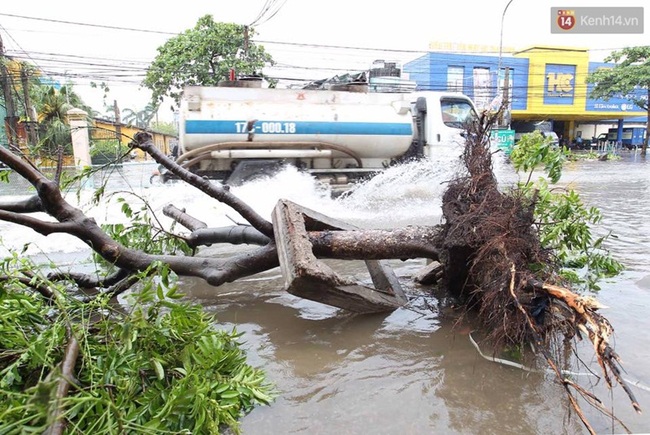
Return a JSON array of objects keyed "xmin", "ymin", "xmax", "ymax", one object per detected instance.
[{"xmin": 158, "ymin": 83, "xmax": 478, "ymax": 189}]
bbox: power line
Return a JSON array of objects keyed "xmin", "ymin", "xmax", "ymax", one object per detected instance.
[
  {"xmin": 0, "ymin": 12, "xmax": 629, "ymax": 58},
  {"xmin": 0, "ymin": 22, "xmax": 45, "ymax": 73},
  {"xmin": 0, "ymin": 11, "xmax": 636, "ymax": 113},
  {"xmin": 249, "ymin": 0, "xmax": 289, "ymax": 27},
  {"xmin": 0, "ymin": 12, "xmax": 177, "ymax": 36}
]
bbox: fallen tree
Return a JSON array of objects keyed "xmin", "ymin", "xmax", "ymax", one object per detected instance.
[{"xmin": 0, "ymin": 110, "xmax": 641, "ymax": 433}]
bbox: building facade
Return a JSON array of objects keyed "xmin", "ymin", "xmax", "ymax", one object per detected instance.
[
  {"xmin": 404, "ymin": 45, "xmax": 647, "ymax": 145},
  {"xmin": 92, "ymin": 118, "xmax": 177, "ymax": 161},
  {"xmin": 1, "ymin": 114, "xmax": 177, "ymax": 166}
]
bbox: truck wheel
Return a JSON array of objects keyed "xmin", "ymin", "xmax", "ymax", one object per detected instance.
[
  {"xmin": 150, "ymin": 173, "xmax": 168, "ymax": 185},
  {"xmin": 242, "ymin": 168, "xmax": 275, "ymax": 183}
]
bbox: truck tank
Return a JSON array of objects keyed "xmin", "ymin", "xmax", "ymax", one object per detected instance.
[
  {"xmin": 169, "ymin": 84, "xmax": 477, "ymax": 187},
  {"xmin": 178, "ymin": 85, "xmax": 414, "ymax": 180}
]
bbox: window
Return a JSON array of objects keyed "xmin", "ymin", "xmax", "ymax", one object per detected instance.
[
  {"xmin": 472, "ymin": 67, "xmax": 491, "ymax": 109},
  {"xmin": 441, "ymin": 98, "xmax": 477, "ymax": 128},
  {"xmin": 447, "ymin": 66, "xmax": 464, "ymax": 92}
]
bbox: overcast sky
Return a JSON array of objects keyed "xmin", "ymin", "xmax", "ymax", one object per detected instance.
[{"xmin": 1, "ymin": 0, "xmax": 647, "ymax": 121}]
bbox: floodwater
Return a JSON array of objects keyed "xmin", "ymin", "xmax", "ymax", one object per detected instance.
[{"xmin": 1, "ymin": 152, "xmax": 650, "ymax": 434}]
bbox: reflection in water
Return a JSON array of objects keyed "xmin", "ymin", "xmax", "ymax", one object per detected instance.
[
  {"xmin": 2, "ymin": 156, "xmax": 650, "ymax": 433},
  {"xmin": 196, "ymin": 266, "xmax": 584, "ymax": 435}
]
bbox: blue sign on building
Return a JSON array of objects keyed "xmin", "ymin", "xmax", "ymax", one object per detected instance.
[
  {"xmin": 40, "ymin": 77, "xmax": 62, "ymax": 89},
  {"xmin": 585, "ymin": 63, "xmax": 647, "ymax": 113},
  {"xmin": 403, "ymin": 52, "xmax": 530, "ymax": 111}
]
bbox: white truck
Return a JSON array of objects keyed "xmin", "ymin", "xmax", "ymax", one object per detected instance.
[{"xmin": 159, "ymin": 82, "xmax": 478, "ymax": 189}]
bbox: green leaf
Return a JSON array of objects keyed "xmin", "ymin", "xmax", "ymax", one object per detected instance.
[
  {"xmin": 220, "ymin": 390, "xmax": 240, "ymax": 399},
  {"xmin": 152, "ymin": 359, "xmax": 165, "ymax": 380},
  {"xmin": 156, "ymin": 282, "xmax": 164, "ymax": 301}
]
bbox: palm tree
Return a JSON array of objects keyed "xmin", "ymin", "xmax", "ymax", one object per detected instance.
[
  {"xmin": 121, "ymin": 108, "xmax": 142, "ymax": 127},
  {"xmin": 34, "ymin": 84, "xmax": 90, "ymax": 158},
  {"xmin": 121, "ymin": 102, "xmax": 159, "ymax": 129}
]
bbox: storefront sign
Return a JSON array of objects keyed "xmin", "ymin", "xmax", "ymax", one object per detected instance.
[
  {"xmin": 544, "ymin": 64, "xmax": 576, "ymax": 105},
  {"xmin": 490, "ymin": 129, "xmax": 515, "ymax": 155}
]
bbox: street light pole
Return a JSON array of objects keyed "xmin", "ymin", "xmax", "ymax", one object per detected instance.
[{"xmin": 498, "ymin": 0, "xmax": 515, "ymax": 74}]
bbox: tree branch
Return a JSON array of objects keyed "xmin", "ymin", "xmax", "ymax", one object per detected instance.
[
  {"xmin": 0, "ymin": 209, "xmax": 83, "ymax": 235},
  {"xmin": 162, "ymin": 204, "xmax": 208, "ymax": 230},
  {"xmin": 161, "ymin": 242, "xmax": 279, "ymax": 286},
  {"xmin": 130, "ymin": 132, "xmax": 274, "ymax": 237},
  {"xmin": 309, "ymin": 226, "xmax": 441, "ymax": 260},
  {"xmin": 48, "ymin": 268, "xmax": 132, "ymax": 290},
  {"xmin": 0, "ymin": 143, "xmax": 48, "ymax": 187},
  {"xmin": 163, "ymin": 204, "xmax": 271, "ymax": 247},
  {"xmin": 0, "ymin": 195, "xmax": 43, "ymax": 213},
  {"xmin": 46, "ymin": 329, "xmax": 80, "ymax": 435},
  {"xmin": 0, "ymin": 274, "xmax": 55, "ymax": 301}
]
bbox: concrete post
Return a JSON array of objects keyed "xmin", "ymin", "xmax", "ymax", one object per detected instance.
[{"xmin": 67, "ymin": 108, "xmax": 91, "ymax": 167}]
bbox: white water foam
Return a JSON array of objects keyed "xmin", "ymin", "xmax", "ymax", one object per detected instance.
[{"xmin": 0, "ymin": 153, "xmax": 512, "ymax": 257}]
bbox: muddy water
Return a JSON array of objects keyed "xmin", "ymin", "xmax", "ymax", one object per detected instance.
[{"xmin": 1, "ymin": 154, "xmax": 649, "ymax": 434}]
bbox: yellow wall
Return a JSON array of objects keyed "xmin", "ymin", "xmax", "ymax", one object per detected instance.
[
  {"xmin": 512, "ymin": 46, "xmax": 645, "ymax": 121},
  {"xmin": 92, "ymin": 120, "xmax": 177, "ymax": 160},
  {"xmin": 515, "ymin": 47, "xmax": 588, "ymax": 116}
]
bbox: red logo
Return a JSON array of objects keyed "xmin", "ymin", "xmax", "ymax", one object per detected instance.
[{"xmin": 557, "ymin": 9, "xmax": 576, "ymax": 30}]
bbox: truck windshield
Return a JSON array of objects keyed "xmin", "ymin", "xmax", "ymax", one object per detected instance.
[{"xmin": 441, "ymin": 99, "xmax": 477, "ymax": 129}]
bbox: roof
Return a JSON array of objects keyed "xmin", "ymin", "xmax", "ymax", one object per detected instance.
[{"xmin": 513, "ymin": 46, "xmax": 590, "ymax": 55}]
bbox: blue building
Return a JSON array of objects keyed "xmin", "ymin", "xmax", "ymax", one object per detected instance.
[{"xmin": 404, "ymin": 45, "xmax": 646, "ymax": 144}]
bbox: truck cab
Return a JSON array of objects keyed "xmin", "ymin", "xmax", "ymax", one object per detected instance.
[{"xmin": 605, "ymin": 127, "xmax": 647, "ymax": 149}]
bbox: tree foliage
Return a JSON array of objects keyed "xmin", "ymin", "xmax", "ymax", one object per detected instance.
[
  {"xmin": 142, "ymin": 16, "xmax": 274, "ymax": 105},
  {"xmin": 509, "ymin": 131, "xmax": 624, "ymax": 290},
  {"xmin": 32, "ymin": 84, "xmax": 91, "ymax": 158},
  {"xmin": 120, "ymin": 103, "xmax": 159, "ymax": 129},
  {"xmin": 0, "ymin": 251, "xmax": 274, "ymax": 434},
  {"xmin": 586, "ymin": 46, "xmax": 650, "ymax": 152},
  {"xmin": 150, "ymin": 120, "xmax": 178, "ymax": 137}
]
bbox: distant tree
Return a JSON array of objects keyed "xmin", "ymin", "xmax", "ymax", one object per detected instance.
[
  {"xmin": 103, "ymin": 103, "xmax": 120, "ymax": 123},
  {"xmin": 150, "ymin": 120, "xmax": 178, "ymax": 136},
  {"xmin": 122, "ymin": 103, "xmax": 159, "ymax": 129},
  {"xmin": 142, "ymin": 15, "xmax": 274, "ymax": 105},
  {"xmin": 586, "ymin": 46, "xmax": 650, "ymax": 154},
  {"xmin": 120, "ymin": 108, "xmax": 139, "ymax": 126},
  {"xmin": 1, "ymin": 60, "xmax": 39, "ymax": 145},
  {"xmin": 35, "ymin": 85, "xmax": 88, "ymax": 124},
  {"xmin": 0, "ymin": 59, "xmax": 97, "ymax": 159},
  {"xmin": 34, "ymin": 84, "xmax": 91, "ymax": 158}
]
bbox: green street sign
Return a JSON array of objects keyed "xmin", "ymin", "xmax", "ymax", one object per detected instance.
[{"xmin": 491, "ymin": 129, "xmax": 515, "ymax": 155}]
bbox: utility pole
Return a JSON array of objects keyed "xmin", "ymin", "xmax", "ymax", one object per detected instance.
[
  {"xmin": 113, "ymin": 100, "xmax": 122, "ymax": 145},
  {"xmin": 0, "ymin": 34, "xmax": 19, "ymax": 146},
  {"xmin": 21, "ymin": 68, "xmax": 39, "ymax": 146},
  {"xmin": 501, "ymin": 67, "xmax": 511, "ymax": 128},
  {"xmin": 243, "ymin": 25, "xmax": 249, "ymax": 56}
]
